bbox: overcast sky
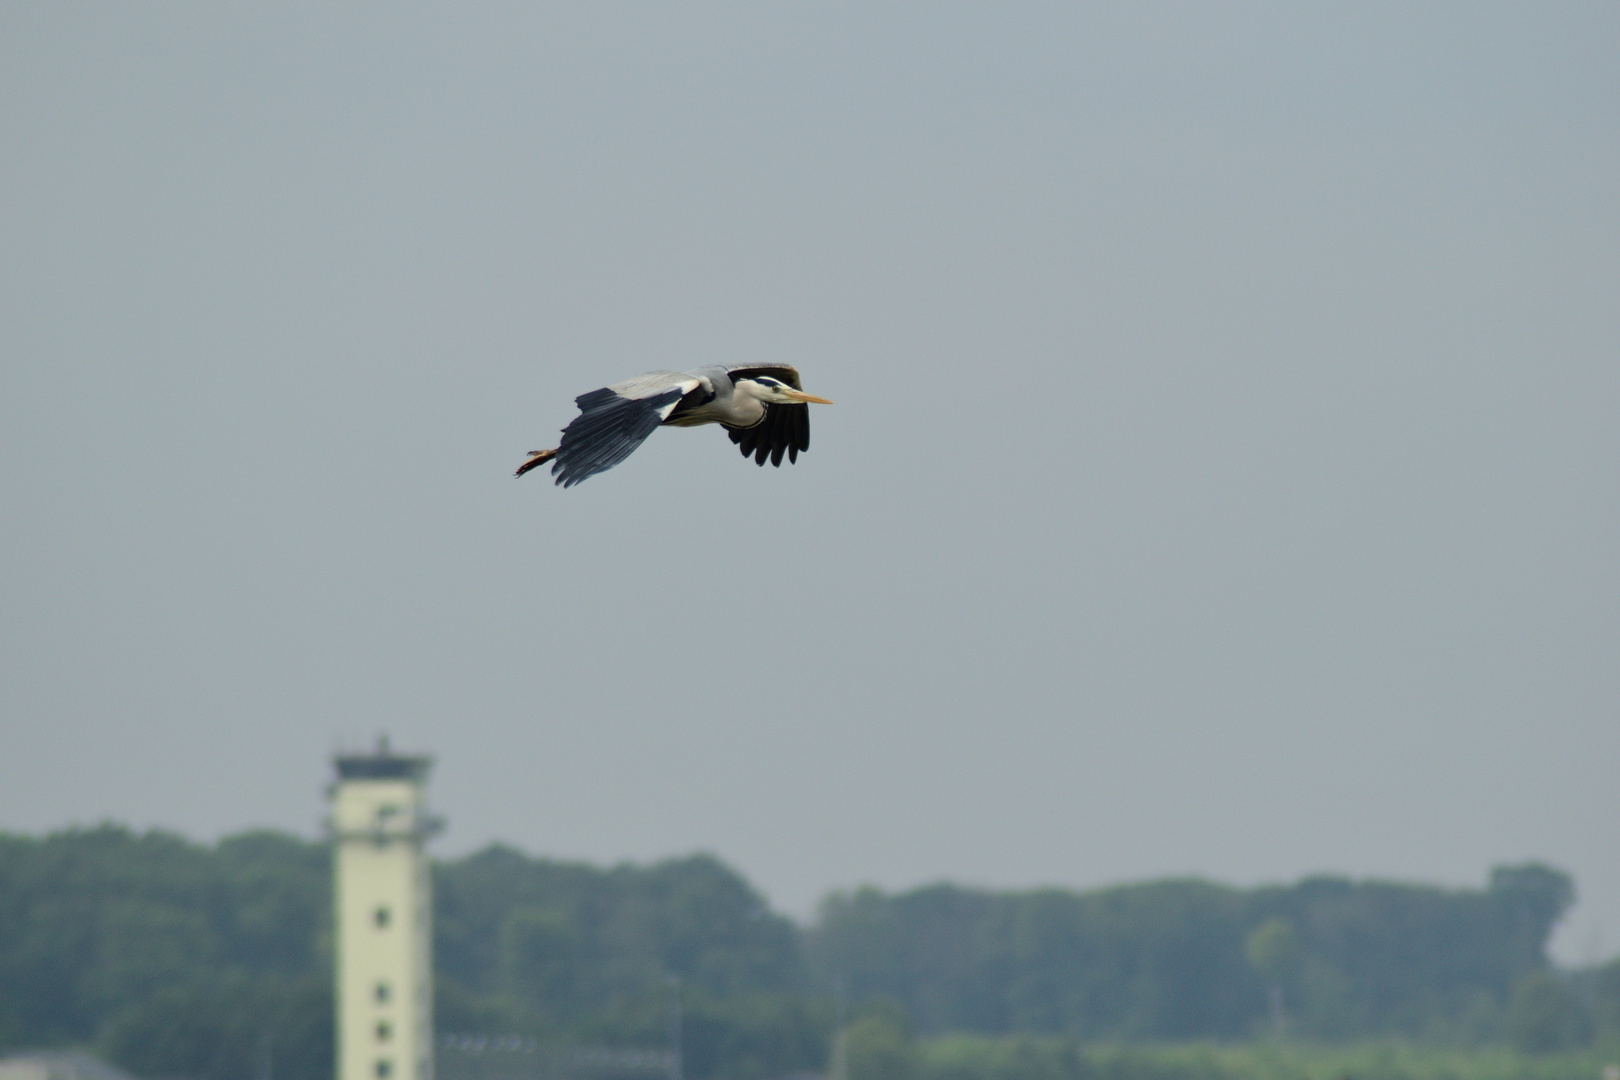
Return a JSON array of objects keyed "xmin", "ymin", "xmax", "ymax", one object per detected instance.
[{"xmin": 2, "ymin": 4, "xmax": 1615, "ymax": 964}]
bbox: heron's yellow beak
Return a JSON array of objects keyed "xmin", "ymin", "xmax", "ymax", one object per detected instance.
[{"xmin": 785, "ymin": 390, "xmax": 834, "ymax": 404}]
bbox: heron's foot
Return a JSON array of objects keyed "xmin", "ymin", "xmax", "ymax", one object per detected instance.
[{"xmin": 515, "ymin": 448, "xmax": 558, "ymax": 478}]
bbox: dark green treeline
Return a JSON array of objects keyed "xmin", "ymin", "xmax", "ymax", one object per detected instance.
[
  {"xmin": 1, "ymin": 825, "xmax": 1615, "ymax": 1080},
  {"xmin": 808, "ymin": 866, "xmax": 1579, "ymax": 1042}
]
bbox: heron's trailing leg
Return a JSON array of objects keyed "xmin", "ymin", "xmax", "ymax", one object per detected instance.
[{"xmin": 515, "ymin": 448, "xmax": 557, "ymax": 478}]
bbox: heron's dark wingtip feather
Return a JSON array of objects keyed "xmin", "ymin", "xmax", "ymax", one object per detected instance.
[{"xmin": 725, "ymin": 400, "xmax": 812, "ymax": 471}]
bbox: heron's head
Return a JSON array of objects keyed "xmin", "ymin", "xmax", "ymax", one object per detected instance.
[{"xmin": 738, "ymin": 375, "xmax": 833, "ymax": 406}]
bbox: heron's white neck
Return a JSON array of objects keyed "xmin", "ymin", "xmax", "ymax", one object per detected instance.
[{"xmin": 722, "ymin": 380, "xmax": 771, "ymax": 426}]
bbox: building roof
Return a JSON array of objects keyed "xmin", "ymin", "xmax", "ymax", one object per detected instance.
[
  {"xmin": 0, "ymin": 1052, "xmax": 142, "ymax": 1080},
  {"xmin": 334, "ymin": 735, "xmax": 432, "ymax": 781}
]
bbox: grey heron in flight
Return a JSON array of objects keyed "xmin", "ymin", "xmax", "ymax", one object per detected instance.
[{"xmin": 517, "ymin": 364, "xmax": 833, "ymax": 487}]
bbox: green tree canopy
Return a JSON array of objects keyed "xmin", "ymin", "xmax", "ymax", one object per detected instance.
[
  {"xmin": 0, "ymin": 824, "xmax": 1595, "ymax": 1080},
  {"xmin": 1244, "ymin": 918, "xmax": 1302, "ymax": 986},
  {"xmin": 808, "ymin": 866, "xmax": 1578, "ymax": 1042}
]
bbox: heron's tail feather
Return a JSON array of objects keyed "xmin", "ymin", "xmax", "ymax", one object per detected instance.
[{"xmin": 515, "ymin": 449, "xmax": 558, "ymax": 478}]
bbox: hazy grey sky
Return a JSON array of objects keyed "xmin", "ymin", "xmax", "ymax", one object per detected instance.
[{"xmin": 2, "ymin": 5, "xmax": 1615, "ymax": 964}]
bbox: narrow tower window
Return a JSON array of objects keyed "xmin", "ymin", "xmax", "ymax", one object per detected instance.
[
  {"xmin": 374, "ymin": 905, "xmax": 391, "ymax": 928},
  {"xmin": 374, "ymin": 982, "xmax": 391, "ymax": 1004},
  {"xmin": 375, "ymin": 1021, "xmax": 392, "ymax": 1042},
  {"xmin": 375, "ymin": 1060, "xmax": 393, "ymax": 1079}
]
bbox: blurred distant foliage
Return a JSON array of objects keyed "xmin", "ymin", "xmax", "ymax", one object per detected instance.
[
  {"xmin": 806, "ymin": 868, "xmax": 1586, "ymax": 1042},
  {"xmin": 435, "ymin": 844, "xmax": 806, "ymax": 1030},
  {"xmin": 845, "ymin": 1001, "xmax": 917, "ymax": 1080},
  {"xmin": 432, "ymin": 844, "xmax": 822, "ymax": 1080},
  {"xmin": 919, "ymin": 1038, "xmax": 1620, "ymax": 1080},
  {"xmin": 846, "ymin": 1027, "xmax": 1620, "ymax": 1080},
  {"xmin": 0, "ymin": 827, "xmax": 819, "ymax": 1080},
  {"xmin": 0, "ymin": 826, "xmax": 331, "ymax": 1079},
  {"xmin": 2, "ymin": 825, "xmax": 1618, "ymax": 1080},
  {"xmin": 1506, "ymin": 971, "xmax": 1590, "ymax": 1054},
  {"xmin": 1243, "ymin": 919, "xmax": 1302, "ymax": 988},
  {"xmin": 1586, "ymin": 957, "xmax": 1620, "ymax": 1048}
]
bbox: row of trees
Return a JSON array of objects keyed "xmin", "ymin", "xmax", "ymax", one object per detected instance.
[
  {"xmin": 804, "ymin": 865, "xmax": 1580, "ymax": 1041},
  {"xmin": 0, "ymin": 828, "xmax": 333, "ymax": 1079},
  {"xmin": 0, "ymin": 825, "xmax": 1616, "ymax": 1080}
]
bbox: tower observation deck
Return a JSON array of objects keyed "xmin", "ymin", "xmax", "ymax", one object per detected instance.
[{"xmin": 330, "ymin": 740, "xmax": 443, "ymax": 1080}]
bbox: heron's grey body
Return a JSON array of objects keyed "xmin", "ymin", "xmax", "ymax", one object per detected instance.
[{"xmin": 517, "ymin": 364, "xmax": 831, "ymax": 487}]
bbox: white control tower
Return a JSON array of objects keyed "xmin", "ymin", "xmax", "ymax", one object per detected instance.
[{"xmin": 329, "ymin": 740, "xmax": 442, "ymax": 1080}]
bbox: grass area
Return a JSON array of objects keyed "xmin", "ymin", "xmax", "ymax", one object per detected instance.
[{"xmin": 919, "ymin": 1035, "xmax": 1620, "ymax": 1080}]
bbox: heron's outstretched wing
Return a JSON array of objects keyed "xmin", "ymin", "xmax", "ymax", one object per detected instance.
[
  {"xmin": 548, "ymin": 371, "xmax": 702, "ymax": 487},
  {"xmin": 724, "ymin": 365, "xmax": 811, "ymax": 467}
]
